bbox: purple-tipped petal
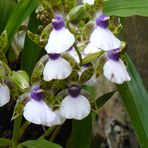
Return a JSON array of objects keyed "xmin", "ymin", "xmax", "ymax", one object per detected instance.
[
  {"xmin": 48, "ymin": 53, "xmax": 60, "ymax": 60},
  {"xmin": 68, "ymin": 84, "xmax": 81, "ymax": 98},
  {"xmin": 31, "ymin": 86, "xmax": 44, "ymax": 101},
  {"xmin": 107, "ymin": 48, "xmax": 120, "ymax": 61},
  {"xmin": 52, "ymin": 16, "xmax": 65, "ymax": 30},
  {"xmin": 96, "ymin": 15, "xmax": 110, "ymax": 28}
]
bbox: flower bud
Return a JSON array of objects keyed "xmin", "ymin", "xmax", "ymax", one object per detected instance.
[
  {"xmin": 11, "ymin": 70, "xmax": 30, "ymax": 91},
  {"xmin": 67, "ymin": 5, "xmax": 89, "ymax": 23}
]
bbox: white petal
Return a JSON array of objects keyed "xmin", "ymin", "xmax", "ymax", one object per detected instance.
[
  {"xmin": 60, "ymin": 95, "xmax": 91, "ymax": 120},
  {"xmin": 90, "ymin": 26, "xmax": 121, "ymax": 51},
  {"xmin": 0, "ymin": 84, "xmax": 10, "ymax": 107},
  {"xmin": 68, "ymin": 48, "xmax": 80, "ymax": 63},
  {"xmin": 84, "ymin": 42, "xmax": 101, "ymax": 54},
  {"xmin": 45, "ymin": 28, "xmax": 75, "ymax": 53},
  {"xmin": 23, "ymin": 99, "xmax": 56, "ymax": 125},
  {"xmin": 83, "ymin": 0, "xmax": 95, "ymax": 5},
  {"xmin": 43, "ymin": 57, "xmax": 72, "ymax": 81},
  {"xmin": 103, "ymin": 59, "xmax": 131, "ymax": 84},
  {"xmin": 44, "ymin": 110, "xmax": 66, "ymax": 127}
]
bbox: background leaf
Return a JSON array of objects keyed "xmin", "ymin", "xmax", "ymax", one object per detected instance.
[
  {"xmin": 18, "ymin": 139, "xmax": 62, "ymax": 148},
  {"xmin": 118, "ymin": 54, "xmax": 148, "ymax": 147},
  {"xmin": 67, "ymin": 115, "xmax": 92, "ymax": 148},
  {"xmin": 0, "ymin": 138, "xmax": 13, "ymax": 147},
  {"xmin": 4, "ymin": 0, "xmax": 39, "ymax": 53},
  {"xmin": 0, "ymin": 0, "xmax": 16, "ymax": 33},
  {"xmin": 104, "ymin": 0, "xmax": 148, "ymax": 17},
  {"xmin": 21, "ymin": 12, "xmax": 42, "ymax": 76}
]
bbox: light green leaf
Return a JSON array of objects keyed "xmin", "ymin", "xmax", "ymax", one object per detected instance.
[
  {"xmin": 67, "ymin": 115, "xmax": 92, "ymax": 148},
  {"xmin": 27, "ymin": 30, "xmax": 40, "ymax": 47},
  {"xmin": 82, "ymin": 51, "xmax": 104, "ymax": 65},
  {"xmin": 0, "ymin": 30, "xmax": 8, "ymax": 52},
  {"xmin": 18, "ymin": 139, "xmax": 62, "ymax": 148},
  {"xmin": 104, "ymin": 0, "xmax": 148, "ymax": 17},
  {"xmin": 118, "ymin": 54, "xmax": 148, "ymax": 147}
]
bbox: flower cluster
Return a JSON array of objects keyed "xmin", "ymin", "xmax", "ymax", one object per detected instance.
[{"xmin": 0, "ymin": 13, "xmax": 131, "ymax": 128}]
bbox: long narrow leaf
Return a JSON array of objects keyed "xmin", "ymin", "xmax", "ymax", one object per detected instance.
[
  {"xmin": 4, "ymin": 0, "xmax": 39, "ymax": 53},
  {"xmin": 104, "ymin": 0, "xmax": 148, "ymax": 17},
  {"xmin": 21, "ymin": 12, "xmax": 42, "ymax": 76},
  {"xmin": 0, "ymin": 138, "xmax": 13, "ymax": 147},
  {"xmin": 118, "ymin": 54, "xmax": 148, "ymax": 147},
  {"xmin": 67, "ymin": 115, "xmax": 92, "ymax": 148}
]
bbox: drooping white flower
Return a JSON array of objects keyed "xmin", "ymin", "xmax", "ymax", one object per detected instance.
[
  {"xmin": 0, "ymin": 84, "xmax": 10, "ymax": 107},
  {"xmin": 45, "ymin": 16, "xmax": 75, "ymax": 54},
  {"xmin": 43, "ymin": 54, "xmax": 72, "ymax": 81},
  {"xmin": 84, "ymin": 15, "xmax": 120, "ymax": 54},
  {"xmin": 44, "ymin": 110, "xmax": 66, "ymax": 127},
  {"xmin": 23, "ymin": 86, "xmax": 56, "ymax": 125},
  {"xmin": 83, "ymin": 0, "xmax": 95, "ymax": 5},
  {"xmin": 60, "ymin": 84, "xmax": 91, "ymax": 120},
  {"xmin": 103, "ymin": 49, "xmax": 131, "ymax": 84}
]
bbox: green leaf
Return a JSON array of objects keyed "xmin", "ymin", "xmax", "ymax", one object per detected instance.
[
  {"xmin": 21, "ymin": 12, "xmax": 42, "ymax": 76},
  {"xmin": 67, "ymin": 115, "xmax": 92, "ymax": 148},
  {"xmin": 82, "ymin": 51, "xmax": 104, "ymax": 65},
  {"xmin": 0, "ymin": 30, "xmax": 8, "ymax": 52},
  {"xmin": 4, "ymin": 0, "xmax": 39, "ymax": 53},
  {"xmin": 0, "ymin": 138, "xmax": 13, "ymax": 147},
  {"xmin": 96, "ymin": 91, "xmax": 117, "ymax": 109},
  {"xmin": 118, "ymin": 54, "xmax": 148, "ymax": 147},
  {"xmin": 0, "ymin": 0, "xmax": 16, "ymax": 33},
  {"xmin": 27, "ymin": 30, "xmax": 40, "ymax": 47},
  {"xmin": 40, "ymin": 24, "xmax": 52, "ymax": 47},
  {"xmin": 79, "ymin": 66, "xmax": 94, "ymax": 84},
  {"xmin": 104, "ymin": 0, "xmax": 148, "ymax": 17},
  {"xmin": 18, "ymin": 139, "xmax": 62, "ymax": 148},
  {"xmin": 0, "ymin": 60, "xmax": 11, "ymax": 78}
]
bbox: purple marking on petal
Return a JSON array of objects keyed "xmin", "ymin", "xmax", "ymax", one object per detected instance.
[
  {"xmin": 96, "ymin": 15, "xmax": 110, "ymax": 28},
  {"xmin": 31, "ymin": 86, "xmax": 44, "ymax": 101},
  {"xmin": 68, "ymin": 46, "xmax": 73, "ymax": 51},
  {"xmin": 48, "ymin": 53, "xmax": 60, "ymax": 60},
  {"xmin": 52, "ymin": 16, "xmax": 65, "ymax": 30},
  {"xmin": 107, "ymin": 48, "xmax": 120, "ymax": 61},
  {"xmin": 68, "ymin": 84, "xmax": 81, "ymax": 98},
  {"xmin": 82, "ymin": 63, "xmax": 91, "ymax": 68}
]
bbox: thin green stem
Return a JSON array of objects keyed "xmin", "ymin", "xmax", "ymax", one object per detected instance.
[
  {"xmin": 73, "ymin": 43, "xmax": 83, "ymax": 66},
  {"xmin": 50, "ymin": 126, "xmax": 62, "ymax": 142},
  {"xmin": 39, "ymin": 126, "xmax": 57, "ymax": 139}
]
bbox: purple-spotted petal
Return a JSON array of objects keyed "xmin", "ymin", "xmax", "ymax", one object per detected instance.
[
  {"xmin": 96, "ymin": 15, "xmax": 110, "ymax": 28},
  {"xmin": 103, "ymin": 59, "xmax": 131, "ymax": 84}
]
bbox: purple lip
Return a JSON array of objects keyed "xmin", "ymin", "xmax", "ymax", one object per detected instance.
[
  {"xmin": 48, "ymin": 53, "xmax": 60, "ymax": 60},
  {"xmin": 68, "ymin": 84, "xmax": 81, "ymax": 98},
  {"xmin": 31, "ymin": 86, "xmax": 44, "ymax": 101},
  {"xmin": 96, "ymin": 15, "xmax": 110, "ymax": 28},
  {"xmin": 107, "ymin": 48, "xmax": 120, "ymax": 61},
  {"xmin": 52, "ymin": 16, "xmax": 65, "ymax": 30}
]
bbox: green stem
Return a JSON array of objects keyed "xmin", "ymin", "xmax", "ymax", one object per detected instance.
[
  {"xmin": 50, "ymin": 126, "xmax": 62, "ymax": 142},
  {"xmin": 39, "ymin": 126, "xmax": 56, "ymax": 139},
  {"xmin": 73, "ymin": 43, "xmax": 83, "ymax": 66}
]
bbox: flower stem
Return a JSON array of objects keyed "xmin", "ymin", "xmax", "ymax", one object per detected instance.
[
  {"xmin": 50, "ymin": 125, "xmax": 62, "ymax": 142},
  {"xmin": 73, "ymin": 43, "xmax": 83, "ymax": 66}
]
